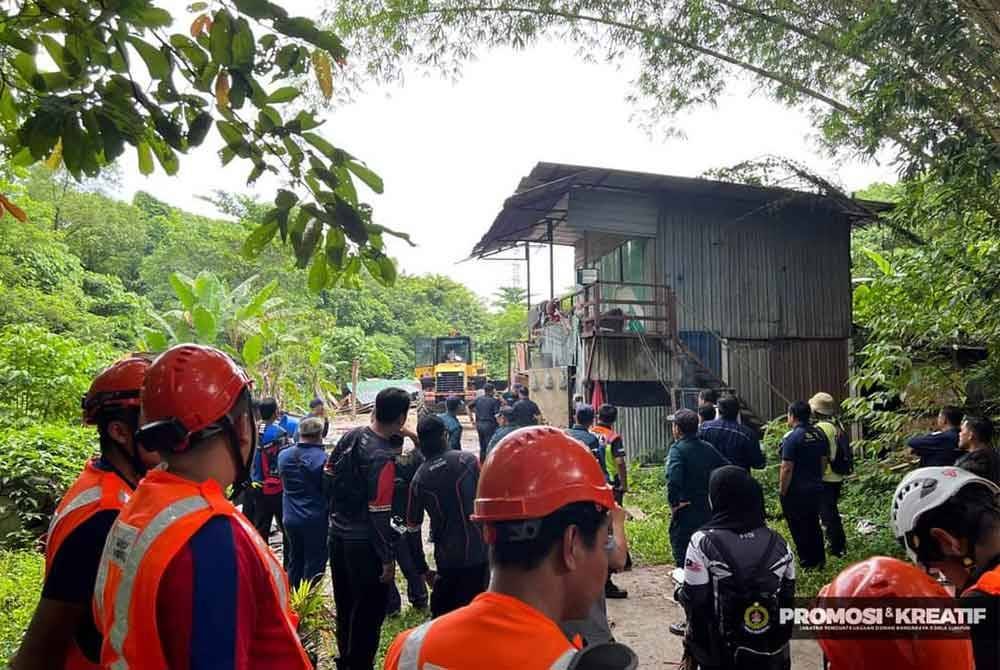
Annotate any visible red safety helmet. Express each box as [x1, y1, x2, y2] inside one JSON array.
[[818, 556, 974, 670], [136, 344, 253, 453], [82, 355, 152, 424], [472, 426, 616, 523]]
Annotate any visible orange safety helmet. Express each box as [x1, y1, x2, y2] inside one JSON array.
[[817, 556, 974, 670], [82, 355, 152, 424], [136, 344, 253, 453], [472, 426, 616, 524]]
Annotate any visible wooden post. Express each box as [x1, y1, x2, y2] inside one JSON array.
[[350, 358, 360, 421]]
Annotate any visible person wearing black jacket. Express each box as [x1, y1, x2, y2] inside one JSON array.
[[406, 414, 489, 617], [957, 417, 1000, 485], [470, 383, 501, 462], [677, 466, 795, 670], [326, 388, 413, 670], [907, 406, 964, 467], [697, 395, 765, 471]]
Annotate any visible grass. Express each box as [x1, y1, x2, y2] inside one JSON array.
[[0, 550, 44, 666], [375, 606, 430, 668], [624, 454, 907, 597]]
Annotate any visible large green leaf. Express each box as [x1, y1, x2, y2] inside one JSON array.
[[242, 220, 279, 258], [267, 86, 300, 103], [126, 36, 170, 79], [209, 10, 234, 66], [346, 160, 384, 194], [308, 250, 329, 293], [233, 0, 288, 21], [862, 247, 893, 276], [232, 18, 255, 69], [192, 305, 218, 342], [242, 334, 264, 366], [136, 141, 154, 175], [143, 329, 170, 352], [169, 273, 197, 310], [237, 279, 279, 321]]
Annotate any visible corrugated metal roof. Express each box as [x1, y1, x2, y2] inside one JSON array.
[[472, 162, 888, 258]]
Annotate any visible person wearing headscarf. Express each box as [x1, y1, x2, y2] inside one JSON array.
[[674, 466, 796, 669]]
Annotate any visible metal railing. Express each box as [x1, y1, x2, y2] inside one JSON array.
[[571, 281, 677, 338]]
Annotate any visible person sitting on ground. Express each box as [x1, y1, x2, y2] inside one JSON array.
[[406, 415, 489, 618], [676, 465, 795, 668], [907, 405, 964, 467], [698, 395, 765, 471], [957, 416, 1000, 485], [512, 386, 542, 426], [817, 556, 974, 670], [384, 427, 636, 670], [567, 404, 610, 482], [485, 407, 518, 458], [438, 395, 464, 450], [892, 466, 1000, 670]]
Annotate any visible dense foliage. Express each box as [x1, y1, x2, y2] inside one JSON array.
[[0, 551, 44, 666]]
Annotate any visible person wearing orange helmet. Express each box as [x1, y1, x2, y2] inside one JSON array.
[[818, 556, 974, 670], [93, 344, 311, 669], [12, 355, 159, 670], [383, 426, 638, 670]]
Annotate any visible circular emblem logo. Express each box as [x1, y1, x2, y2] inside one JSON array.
[[744, 602, 770, 634]]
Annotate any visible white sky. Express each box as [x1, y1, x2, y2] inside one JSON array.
[[120, 31, 898, 305]]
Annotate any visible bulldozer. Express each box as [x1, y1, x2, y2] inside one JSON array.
[[414, 334, 488, 413]]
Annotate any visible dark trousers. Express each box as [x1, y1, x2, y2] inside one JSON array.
[[285, 520, 328, 589], [476, 422, 497, 461], [782, 494, 825, 568], [330, 536, 390, 670], [252, 491, 288, 566], [431, 563, 489, 618], [819, 481, 847, 557], [387, 533, 428, 614]]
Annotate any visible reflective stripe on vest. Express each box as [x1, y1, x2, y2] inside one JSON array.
[[106, 495, 210, 667], [396, 619, 577, 670], [398, 620, 435, 670], [48, 486, 101, 538]]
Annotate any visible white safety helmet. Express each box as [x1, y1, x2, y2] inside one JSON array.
[[891, 467, 1000, 562]]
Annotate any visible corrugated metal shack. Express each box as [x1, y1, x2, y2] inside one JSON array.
[[473, 162, 885, 461]]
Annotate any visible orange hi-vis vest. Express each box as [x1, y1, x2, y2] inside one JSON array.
[[384, 592, 580, 670], [968, 563, 1000, 595], [45, 459, 132, 670], [93, 469, 310, 670]]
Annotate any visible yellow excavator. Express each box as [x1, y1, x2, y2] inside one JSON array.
[[414, 334, 488, 412]]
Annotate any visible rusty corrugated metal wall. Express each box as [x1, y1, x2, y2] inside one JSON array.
[[617, 405, 673, 463], [724, 339, 849, 421], [658, 198, 852, 340]]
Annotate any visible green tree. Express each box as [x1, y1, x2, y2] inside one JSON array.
[[144, 270, 284, 365], [0, 0, 406, 285]]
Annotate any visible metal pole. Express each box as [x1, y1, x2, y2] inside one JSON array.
[[548, 221, 554, 301], [525, 241, 531, 312]]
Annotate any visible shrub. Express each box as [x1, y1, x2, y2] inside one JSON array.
[[0, 424, 97, 549], [0, 550, 44, 665], [0, 325, 114, 427]]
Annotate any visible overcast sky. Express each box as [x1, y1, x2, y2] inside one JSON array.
[[119, 29, 898, 304]]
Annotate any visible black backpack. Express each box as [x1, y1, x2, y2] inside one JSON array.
[[822, 420, 854, 475], [704, 531, 791, 670], [324, 427, 368, 520]]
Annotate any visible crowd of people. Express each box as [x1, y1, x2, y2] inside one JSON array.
[[10, 343, 1000, 669]]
